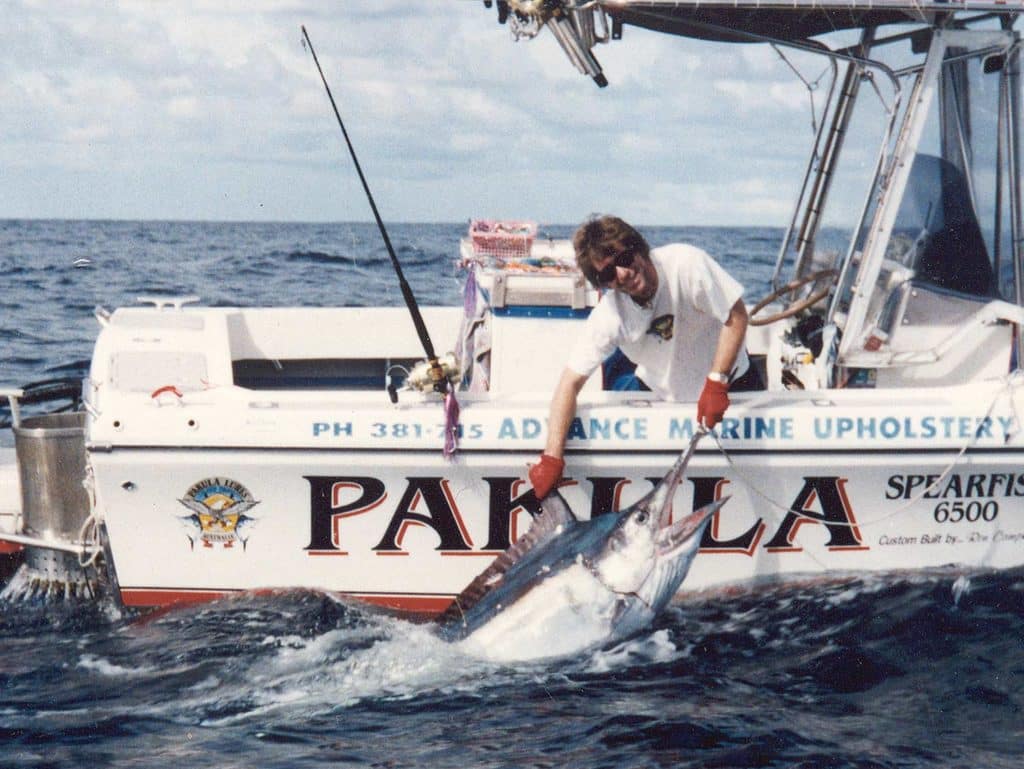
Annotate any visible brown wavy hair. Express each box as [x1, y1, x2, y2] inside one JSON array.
[[573, 215, 650, 288]]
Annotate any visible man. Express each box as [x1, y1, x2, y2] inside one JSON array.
[[529, 215, 760, 499]]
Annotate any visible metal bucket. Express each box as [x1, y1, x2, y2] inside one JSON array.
[[13, 412, 89, 542]]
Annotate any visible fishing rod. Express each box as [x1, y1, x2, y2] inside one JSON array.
[[301, 25, 448, 394]]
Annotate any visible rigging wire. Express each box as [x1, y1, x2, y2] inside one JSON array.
[[771, 43, 833, 134]]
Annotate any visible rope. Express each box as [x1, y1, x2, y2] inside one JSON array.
[[706, 371, 1022, 531], [771, 43, 832, 133], [78, 465, 103, 569], [77, 514, 103, 569], [863, 70, 896, 118]]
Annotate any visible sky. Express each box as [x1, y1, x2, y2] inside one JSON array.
[[1, 1, 864, 226]]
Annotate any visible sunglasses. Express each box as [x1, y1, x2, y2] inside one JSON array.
[[595, 249, 638, 286]]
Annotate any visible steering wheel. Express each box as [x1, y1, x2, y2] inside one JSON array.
[[749, 268, 839, 327]]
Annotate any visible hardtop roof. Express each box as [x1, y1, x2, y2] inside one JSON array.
[[606, 0, 1019, 42]]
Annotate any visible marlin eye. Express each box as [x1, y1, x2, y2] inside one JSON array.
[[636, 511, 648, 524]]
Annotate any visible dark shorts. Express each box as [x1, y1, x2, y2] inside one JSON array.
[[602, 348, 764, 393]]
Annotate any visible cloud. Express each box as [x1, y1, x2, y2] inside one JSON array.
[[0, 0, 859, 225], [712, 78, 812, 113]]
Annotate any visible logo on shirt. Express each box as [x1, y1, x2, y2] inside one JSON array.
[[647, 314, 674, 341]]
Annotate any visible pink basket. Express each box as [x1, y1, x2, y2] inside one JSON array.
[[469, 219, 537, 258]]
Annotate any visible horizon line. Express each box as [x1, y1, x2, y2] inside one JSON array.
[[0, 216, 790, 230]]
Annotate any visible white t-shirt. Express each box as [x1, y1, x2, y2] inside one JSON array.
[[566, 244, 748, 400]]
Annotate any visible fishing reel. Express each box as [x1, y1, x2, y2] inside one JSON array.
[[388, 353, 461, 403]]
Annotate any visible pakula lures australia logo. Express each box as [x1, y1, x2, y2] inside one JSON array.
[[178, 478, 259, 550]]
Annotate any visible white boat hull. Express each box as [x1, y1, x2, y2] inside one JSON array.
[[84, 380, 1024, 611], [0, 448, 22, 556]]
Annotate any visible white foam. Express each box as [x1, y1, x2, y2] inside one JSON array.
[[458, 562, 619, 663], [197, 618, 515, 723], [77, 653, 154, 677], [952, 574, 972, 605], [585, 628, 682, 673]]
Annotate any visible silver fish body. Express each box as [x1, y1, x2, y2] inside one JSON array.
[[438, 437, 722, 662]]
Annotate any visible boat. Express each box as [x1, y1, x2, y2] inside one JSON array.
[[2, 0, 1024, 613]]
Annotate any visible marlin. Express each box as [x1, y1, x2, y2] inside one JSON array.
[[437, 433, 723, 662]]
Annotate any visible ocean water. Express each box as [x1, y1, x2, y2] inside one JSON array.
[[1, 219, 1022, 768]]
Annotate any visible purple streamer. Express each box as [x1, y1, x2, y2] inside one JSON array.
[[444, 390, 460, 460], [463, 268, 478, 317]]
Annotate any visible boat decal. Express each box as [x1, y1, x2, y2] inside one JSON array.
[[303, 412, 1018, 448], [304, 477, 387, 555], [374, 478, 474, 554], [299, 472, 877, 558], [886, 472, 1024, 500], [691, 477, 767, 555], [305, 475, 541, 555], [178, 477, 259, 550], [811, 416, 1012, 441], [762, 477, 865, 551], [312, 421, 353, 437]]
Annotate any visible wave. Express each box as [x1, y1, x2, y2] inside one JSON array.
[[281, 250, 354, 265], [1, 571, 1022, 767]]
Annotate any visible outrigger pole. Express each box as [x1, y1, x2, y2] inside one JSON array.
[[301, 25, 448, 393]]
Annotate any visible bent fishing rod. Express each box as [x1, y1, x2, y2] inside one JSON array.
[[301, 25, 448, 393]]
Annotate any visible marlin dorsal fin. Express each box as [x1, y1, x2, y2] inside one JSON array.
[[437, 489, 578, 626]]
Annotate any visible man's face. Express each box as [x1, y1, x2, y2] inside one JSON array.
[[591, 248, 657, 302]]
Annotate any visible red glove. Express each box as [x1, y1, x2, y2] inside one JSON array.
[[529, 454, 565, 499], [697, 378, 729, 428]]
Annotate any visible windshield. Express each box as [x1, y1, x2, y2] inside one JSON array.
[[885, 152, 996, 297]]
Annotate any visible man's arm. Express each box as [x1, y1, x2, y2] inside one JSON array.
[[529, 367, 589, 498], [709, 298, 749, 378], [543, 367, 589, 459], [698, 298, 749, 428]]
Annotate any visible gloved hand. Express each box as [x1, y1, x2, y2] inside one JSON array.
[[529, 454, 565, 499], [697, 378, 729, 428]]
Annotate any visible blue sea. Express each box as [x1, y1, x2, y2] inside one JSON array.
[[1, 219, 1022, 768]]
